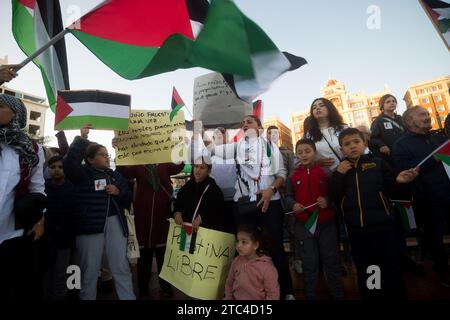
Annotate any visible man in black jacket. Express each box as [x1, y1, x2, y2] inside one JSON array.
[[393, 106, 450, 288]]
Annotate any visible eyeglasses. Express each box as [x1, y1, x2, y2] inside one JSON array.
[[96, 152, 111, 158]]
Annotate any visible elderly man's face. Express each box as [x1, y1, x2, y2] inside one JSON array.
[[408, 107, 432, 133], [0, 103, 15, 126]]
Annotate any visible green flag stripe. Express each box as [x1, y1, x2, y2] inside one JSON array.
[[170, 104, 184, 121], [396, 203, 412, 231], [179, 227, 186, 251], [55, 115, 129, 130], [438, 18, 450, 33], [70, 30, 194, 80], [304, 209, 319, 230], [12, 1, 36, 56], [435, 153, 450, 165]]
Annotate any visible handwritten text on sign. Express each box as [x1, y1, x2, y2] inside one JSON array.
[[114, 110, 187, 165], [193, 72, 251, 126], [159, 221, 236, 300]]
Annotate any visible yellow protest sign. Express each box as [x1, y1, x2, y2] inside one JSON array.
[[114, 109, 187, 165], [159, 221, 236, 300]]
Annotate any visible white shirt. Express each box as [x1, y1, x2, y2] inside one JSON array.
[[213, 137, 286, 202], [0, 143, 45, 245], [314, 127, 345, 172]]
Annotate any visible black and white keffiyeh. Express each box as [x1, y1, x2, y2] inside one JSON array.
[[0, 94, 38, 171]]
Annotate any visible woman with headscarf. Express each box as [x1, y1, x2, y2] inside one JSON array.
[[0, 94, 46, 299]]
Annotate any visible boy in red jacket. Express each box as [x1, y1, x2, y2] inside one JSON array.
[[285, 139, 344, 300]]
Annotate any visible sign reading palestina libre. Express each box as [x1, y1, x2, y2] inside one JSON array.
[[114, 109, 187, 165], [159, 221, 236, 300]]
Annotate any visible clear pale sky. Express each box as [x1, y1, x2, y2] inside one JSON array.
[[1, 0, 449, 155]]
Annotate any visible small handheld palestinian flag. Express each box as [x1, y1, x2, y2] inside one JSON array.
[[304, 207, 319, 235], [434, 139, 450, 179], [417, 139, 450, 180], [55, 90, 131, 130], [170, 86, 186, 121], [179, 223, 197, 254], [393, 200, 417, 231]]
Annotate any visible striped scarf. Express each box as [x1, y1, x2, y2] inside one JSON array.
[[0, 94, 38, 172]]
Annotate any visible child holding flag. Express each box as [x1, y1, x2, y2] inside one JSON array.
[[285, 139, 344, 300], [331, 128, 419, 299]]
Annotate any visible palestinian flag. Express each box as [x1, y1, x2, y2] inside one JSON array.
[[304, 208, 319, 235], [170, 86, 185, 121], [12, 0, 70, 111], [179, 223, 196, 254], [393, 200, 417, 231], [434, 139, 450, 179], [68, 0, 306, 101], [55, 90, 131, 130], [419, 0, 450, 51]]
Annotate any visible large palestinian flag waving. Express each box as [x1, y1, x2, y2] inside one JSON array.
[[12, 0, 70, 111], [419, 0, 450, 51], [69, 0, 307, 102]]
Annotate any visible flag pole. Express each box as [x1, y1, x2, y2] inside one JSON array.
[[284, 202, 318, 215], [416, 139, 450, 167], [17, 28, 70, 69]]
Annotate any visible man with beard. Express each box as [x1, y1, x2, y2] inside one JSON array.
[[393, 106, 450, 287]]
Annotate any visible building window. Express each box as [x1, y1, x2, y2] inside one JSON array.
[[370, 109, 379, 117], [353, 110, 366, 124], [30, 111, 41, 121], [23, 94, 45, 104], [28, 125, 40, 136], [433, 95, 442, 102], [436, 105, 446, 112], [431, 86, 438, 92], [416, 88, 426, 95], [351, 102, 363, 109], [4, 89, 21, 98], [421, 97, 429, 104]]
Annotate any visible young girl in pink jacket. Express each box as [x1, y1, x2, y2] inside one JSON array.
[[224, 225, 280, 300]]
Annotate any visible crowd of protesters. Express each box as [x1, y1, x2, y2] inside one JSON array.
[[1, 67, 450, 300]]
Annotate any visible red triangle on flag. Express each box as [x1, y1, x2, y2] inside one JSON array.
[[436, 140, 450, 156], [183, 224, 193, 236], [172, 86, 184, 108], [55, 94, 73, 125], [17, 0, 35, 9], [420, 0, 440, 23], [403, 201, 412, 209]]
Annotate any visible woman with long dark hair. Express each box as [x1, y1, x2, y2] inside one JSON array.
[[304, 98, 346, 171]]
